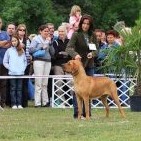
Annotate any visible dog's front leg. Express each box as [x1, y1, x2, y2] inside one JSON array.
[[83, 97, 90, 120], [76, 95, 83, 120]]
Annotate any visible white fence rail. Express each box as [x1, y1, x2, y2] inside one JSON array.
[[0, 75, 136, 108], [52, 75, 136, 108]]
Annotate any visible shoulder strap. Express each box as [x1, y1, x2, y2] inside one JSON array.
[[54, 40, 58, 46]]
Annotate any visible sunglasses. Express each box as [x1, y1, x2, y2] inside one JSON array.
[[18, 29, 25, 31]]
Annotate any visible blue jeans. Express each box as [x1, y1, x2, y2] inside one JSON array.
[[73, 67, 94, 118], [10, 78, 23, 106]]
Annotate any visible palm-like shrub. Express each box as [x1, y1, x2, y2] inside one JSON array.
[[102, 19, 141, 96]]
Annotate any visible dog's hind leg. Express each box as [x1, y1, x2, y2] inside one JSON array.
[[113, 97, 126, 118], [111, 91, 126, 118], [101, 95, 110, 117], [76, 95, 83, 120]]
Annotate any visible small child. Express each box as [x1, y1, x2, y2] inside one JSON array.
[[3, 35, 27, 109], [67, 5, 82, 39]]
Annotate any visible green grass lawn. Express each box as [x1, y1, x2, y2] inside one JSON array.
[[0, 103, 141, 141]]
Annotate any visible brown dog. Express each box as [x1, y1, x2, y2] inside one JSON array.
[[63, 59, 125, 120]]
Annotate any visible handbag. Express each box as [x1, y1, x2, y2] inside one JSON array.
[[32, 49, 45, 57]]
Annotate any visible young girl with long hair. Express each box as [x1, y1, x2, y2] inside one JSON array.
[[3, 35, 27, 109]]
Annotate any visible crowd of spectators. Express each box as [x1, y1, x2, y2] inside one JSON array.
[[0, 5, 129, 112]]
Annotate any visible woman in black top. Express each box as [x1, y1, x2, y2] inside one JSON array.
[[66, 14, 98, 118], [53, 25, 71, 107]]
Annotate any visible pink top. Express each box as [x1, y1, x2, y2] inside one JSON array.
[[67, 15, 81, 39]]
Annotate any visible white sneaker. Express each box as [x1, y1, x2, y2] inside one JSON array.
[[12, 105, 17, 109], [18, 105, 23, 109]]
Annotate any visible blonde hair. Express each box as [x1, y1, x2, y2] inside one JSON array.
[[58, 25, 67, 36], [69, 5, 81, 16], [61, 22, 70, 32]]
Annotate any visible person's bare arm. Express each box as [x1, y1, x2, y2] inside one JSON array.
[[0, 40, 11, 48]]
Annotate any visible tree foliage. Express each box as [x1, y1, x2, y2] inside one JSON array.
[[1, 0, 61, 33], [0, 0, 140, 33]]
